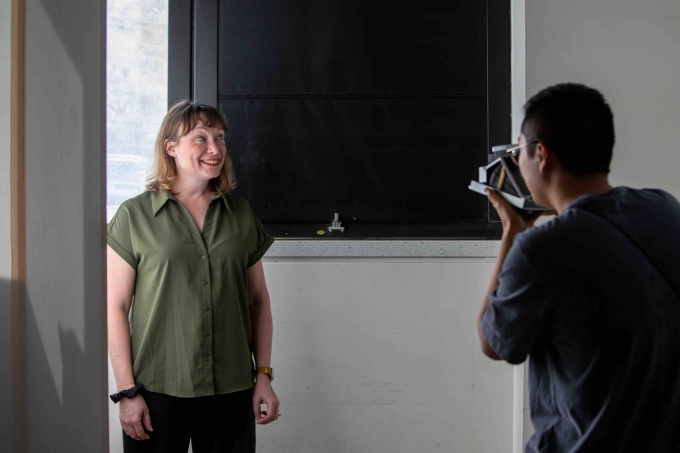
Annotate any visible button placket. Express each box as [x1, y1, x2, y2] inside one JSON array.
[[201, 250, 214, 382]]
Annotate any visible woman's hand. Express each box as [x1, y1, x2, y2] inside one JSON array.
[[119, 395, 153, 440], [253, 377, 280, 425]]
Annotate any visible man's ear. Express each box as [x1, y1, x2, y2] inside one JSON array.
[[535, 142, 550, 175]]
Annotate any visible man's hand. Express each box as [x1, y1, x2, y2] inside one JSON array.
[[119, 395, 153, 440], [486, 189, 554, 237], [253, 376, 280, 425]]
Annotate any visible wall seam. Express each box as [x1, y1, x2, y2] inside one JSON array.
[[510, 0, 527, 452], [10, 0, 27, 451], [101, 1, 109, 450]]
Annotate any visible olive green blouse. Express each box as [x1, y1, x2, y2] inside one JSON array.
[[107, 190, 274, 397]]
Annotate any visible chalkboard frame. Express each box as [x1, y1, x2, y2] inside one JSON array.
[[168, 0, 510, 239]]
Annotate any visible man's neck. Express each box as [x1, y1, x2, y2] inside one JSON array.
[[549, 173, 613, 214]]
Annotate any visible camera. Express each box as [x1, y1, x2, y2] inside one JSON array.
[[468, 144, 548, 211]]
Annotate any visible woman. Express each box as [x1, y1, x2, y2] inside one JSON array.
[[107, 100, 279, 452]]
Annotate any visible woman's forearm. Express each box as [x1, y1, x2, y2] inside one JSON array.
[[251, 294, 273, 368], [108, 305, 136, 391], [247, 260, 273, 368], [107, 245, 137, 391]]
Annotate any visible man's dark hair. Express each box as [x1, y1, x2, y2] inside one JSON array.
[[521, 83, 615, 176]]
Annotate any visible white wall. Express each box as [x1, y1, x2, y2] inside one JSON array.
[[256, 259, 513, 453], [525, 0, 680, 198], [0, 0, 13, 446]]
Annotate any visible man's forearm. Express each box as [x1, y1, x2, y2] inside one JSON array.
[[477, 232, 517, 360]]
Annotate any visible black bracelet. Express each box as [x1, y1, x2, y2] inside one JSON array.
[[110, 384, 143, 404]]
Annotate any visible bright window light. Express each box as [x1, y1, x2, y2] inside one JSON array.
[[106, 0, 168, 222]]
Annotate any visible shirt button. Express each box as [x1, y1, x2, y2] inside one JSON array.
[[205, 357, 210, 362], [205, 332, 211, 337], [201, 255, 206, 260], [203, 281, 208, 285]]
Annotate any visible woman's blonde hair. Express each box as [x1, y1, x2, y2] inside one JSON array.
[[146, 100, 237, 193]]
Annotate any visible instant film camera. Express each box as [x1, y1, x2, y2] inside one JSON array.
[[468, 144, 549, 211]]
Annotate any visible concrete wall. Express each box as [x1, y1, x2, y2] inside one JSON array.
[[4, 0, 108, 451], [1, 0, 13, 446]]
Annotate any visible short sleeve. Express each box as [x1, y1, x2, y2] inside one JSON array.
[[246, 205, 274, 267], [107, 204, 139, 270], [480, 237, 552, 364]]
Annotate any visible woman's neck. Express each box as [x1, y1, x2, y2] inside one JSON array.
[[171, 176, 213, 200]]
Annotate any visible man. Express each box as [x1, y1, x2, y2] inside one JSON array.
[[478, 83, 680, 452]]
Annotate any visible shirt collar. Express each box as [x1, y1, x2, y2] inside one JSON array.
[[151, 190, 232, 216], [151, 190, 173, 216], [214, 192, 232, 213]]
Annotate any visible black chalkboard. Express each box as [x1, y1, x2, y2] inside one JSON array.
[[170, 0, 510, 238]]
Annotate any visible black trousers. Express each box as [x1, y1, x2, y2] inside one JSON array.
[[122, 388, 255, 453]]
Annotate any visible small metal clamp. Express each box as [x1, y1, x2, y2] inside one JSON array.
[[328, 212, 345, 233]]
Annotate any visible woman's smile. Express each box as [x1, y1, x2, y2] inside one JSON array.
[[200, 158, 222, 167]]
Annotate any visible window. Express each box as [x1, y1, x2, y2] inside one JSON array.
[[174, 0, 510, 238], [107, 2, 170, 450], [107, 0, 168, 222]]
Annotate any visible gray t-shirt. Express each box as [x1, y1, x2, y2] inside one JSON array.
[[481, 187, 680, 452]]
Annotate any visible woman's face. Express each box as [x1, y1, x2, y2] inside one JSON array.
[[167, 120, 227, 183]]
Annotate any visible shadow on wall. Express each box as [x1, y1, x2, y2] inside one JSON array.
[[32, 291, 103, 451], [0, 277, 103, 450], [20, 0, 106, 449], [0, 278, 15, 445]]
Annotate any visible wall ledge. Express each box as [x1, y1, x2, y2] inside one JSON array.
[[264, 240, 500, 258]]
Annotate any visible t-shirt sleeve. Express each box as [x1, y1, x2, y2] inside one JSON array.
[[480, 237, 552, 365], [246, 205, 274, 267], [107, 204, 139, 270]]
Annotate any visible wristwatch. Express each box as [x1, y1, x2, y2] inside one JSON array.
[[256, 366, 274, 381]]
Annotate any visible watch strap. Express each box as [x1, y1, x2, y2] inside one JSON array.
[[255, 366, 274, 381]]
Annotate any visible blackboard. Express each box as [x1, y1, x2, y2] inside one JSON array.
[[169, 0, 510, 238]]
